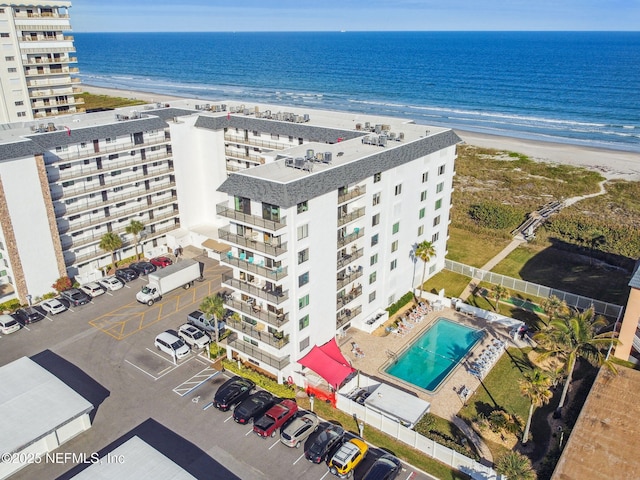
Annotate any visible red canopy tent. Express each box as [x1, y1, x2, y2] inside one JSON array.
[[298, 338, 355, 390]]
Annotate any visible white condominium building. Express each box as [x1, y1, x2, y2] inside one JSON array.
[[0, 1, 82, 123]]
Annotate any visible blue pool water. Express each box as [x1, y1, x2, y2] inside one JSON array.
[[385, 318, 482, 392]]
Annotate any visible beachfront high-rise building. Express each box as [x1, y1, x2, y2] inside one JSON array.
[[0, 1, 82, 123]]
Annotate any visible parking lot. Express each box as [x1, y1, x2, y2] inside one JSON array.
[[0, 256, 430, 480]]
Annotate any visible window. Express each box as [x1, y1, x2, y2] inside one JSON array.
[[271, 133, 279, 140], [418, 225, 424, 236], [297, 201, 308, 214], [298, 272, 309, 287], [420, 190, 427, 202], [373, 172, 381, 183], [371, 234, 379, 246], [14, 100, 23, 106], [105, 137, 113, 143], [388, 294, 396, 305], [429, 264, 437, 274], [432, 232, 440, 243], [433, 215, 441, 227], [438, 164, 446, 175], [300, 337, 310, 351], [394, 184, 402, 196], [372, 214, 380, 227], [8, 67, 17, 73], [297, 224, 309, 240], [62, 180, 74, 187], [372, 192, 381, 206], [4, 56, 14, 61], [297, 248, 309, 265], [391, 240, 398, 253], [435, 199, 443, 210], [419, 208, 425, 219], [253, 130, 259, 136], [422, 172, 429, 183], [369, 272, 377, 284], [392, 222, 399, 234], [299, 315, 310, 330], [0, 33, 8, 38], [370, 253, 378, 266], [299, 294, 309, 309], [80, 142, 87, 148], [390, 259, 397, 271], [369, 291, 376, 303], [16, 112, 26, 117]]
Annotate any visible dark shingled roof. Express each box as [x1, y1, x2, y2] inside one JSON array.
[[145, 107, 199, 121], [218, 129, 461, 208], [0, 140, 42, 162], [26, 116, 169, 149]]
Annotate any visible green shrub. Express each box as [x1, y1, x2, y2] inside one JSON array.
[[221, 359, 297, 399], [0, 298, 21, 313], [468, 202, 524, 231], [386, 291, 414, 316]]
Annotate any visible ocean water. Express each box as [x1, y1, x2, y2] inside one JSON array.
[[74, 32, 640, 152]]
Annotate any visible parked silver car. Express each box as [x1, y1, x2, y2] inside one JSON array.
[[177, 324, 210, 349], [280, 412, 319, 448]]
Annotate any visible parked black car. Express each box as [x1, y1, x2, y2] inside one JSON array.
[[13, 307, 45, 325], [304, 423, 345, 464], [213, 376, 256, 411], [233, 390, 276, 425], [129, 261, 156, 275], [60, 288, 91, 306], [361, 454, 402, 480], [115, 268, 139, 282]]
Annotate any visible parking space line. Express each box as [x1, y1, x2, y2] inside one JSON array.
[[45, 316, 54, 322], [293, 453, 305, 465], [245, 429, 254, 437], [224, 415, 233, 423], [268, 439, 281, 450], [319, 470, 330, 480], [124, 359, 159, 380], [22, 325, 30, 331], [203, 401, 213, 410], [172, 367, 219, 396]]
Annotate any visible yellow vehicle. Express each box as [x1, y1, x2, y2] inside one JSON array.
[[328, 437, 368, 478]]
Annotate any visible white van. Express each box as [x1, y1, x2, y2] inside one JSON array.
[[0, 314, 20, 335], [154, 331, 190, 360]]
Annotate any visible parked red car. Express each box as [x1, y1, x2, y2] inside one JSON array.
[[253, 399, 298, 438], [150, 256, 173, 268]]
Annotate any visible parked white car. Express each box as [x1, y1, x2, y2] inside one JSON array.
[[40, 298, 68, 315], [0, 314, 21, 335], [154, 331, 190, 360], [178, 324, 210, 350], [98, 275, 124, 291], [80, 282, 106, 298]]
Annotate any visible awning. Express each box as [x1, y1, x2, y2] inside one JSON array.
[[298, 339, 355, 389], [201, 239, 231, 254]]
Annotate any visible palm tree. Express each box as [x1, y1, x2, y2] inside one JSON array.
[[491, 284, 509, 313], [540, 295, 568, 325], [533, 307, 619, 414], [99, 232, 123, 271], [495, 451, 536, 480], [125, 220, 145, 260], [414, 240, 436, 300], [519, 368, 553, 445], [200, 294, 226, 347]]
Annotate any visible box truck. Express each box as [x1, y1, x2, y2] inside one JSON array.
[[136, 258, 203, 306]]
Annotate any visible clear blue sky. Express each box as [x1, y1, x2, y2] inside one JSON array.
[[72, 0, 639, 32]]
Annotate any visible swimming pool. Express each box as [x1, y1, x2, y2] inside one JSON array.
[[385, 318, 482, 392]]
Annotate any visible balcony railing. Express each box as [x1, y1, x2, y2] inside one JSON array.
[[337, 285, 363, 309], [337, 268, 363, 290], [227, 335, 290, 371], [47, 136, 171, 164], [222, 273, 288, 305], [216, 203, 286, 231], [25, 56, 76, 65], [224, 134, 288, 151], [337, 305, 362, 329], [337, 227, 365, 248], [338, 185, 366, 204], [337, 207, 366, 227], [225, 316, 289, 350], [221, 254, 288, 281], [337, 247, 364, 269], [224, 148, 265, 163], [218, 227, 287, 257], [224, 297, 289, 328]]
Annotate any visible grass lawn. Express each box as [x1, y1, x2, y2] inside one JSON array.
[[79, 92, 146, 110], [491, 244, 631, 305], [446, 227, 510, 267], [421, 270, 471, 298]]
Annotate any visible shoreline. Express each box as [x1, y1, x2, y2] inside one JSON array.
[[81, 84, 640, 181]]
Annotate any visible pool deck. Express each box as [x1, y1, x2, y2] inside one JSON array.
[[339, 305, 517, 420]]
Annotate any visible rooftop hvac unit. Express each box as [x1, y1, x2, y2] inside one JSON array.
[[303, 114, 310, 122], [375, 124, 382, 134], [285, 157, 294, 167], [315, 152, 324, 161], [255, 106, 260, 114], [355, 123, 362, 130], [243, 108, 250, 115], [388, 132, 396, 140], [398, 132, 405, 140], [306, 149, 314, 160], [362, 136, 371, 145], [221, 104, 227, 111], [382, 124, 391, 132], [378, 135, 387, 146], [294, 157, 306, 169], [364, 121, 371, 129], [323, 152, 332, 164]]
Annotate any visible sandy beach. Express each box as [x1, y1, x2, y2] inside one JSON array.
[[82, 84, 640, 181]]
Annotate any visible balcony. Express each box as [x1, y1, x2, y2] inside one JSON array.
[[221, 253, 288, 281], [222, 273, 288, 305], [225, 316, 289, 350], [216, 203, 286, 231], [337, 305, 362, 329], [227, 334, 290, 371], [337, 268, 363, 290], [47, 136, 171, 164], [224, 297, 289, 328], [338, 185, 366, 204], [224, 134, 288, 151], [337, 207, 366, 227], [224, 148, 265, 163], [218, 227, 287, 258], [337, 247, 363, 269], [337, 285, 363, 309], [337, 227, 364, 248], [25, 56, 76, 65]]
